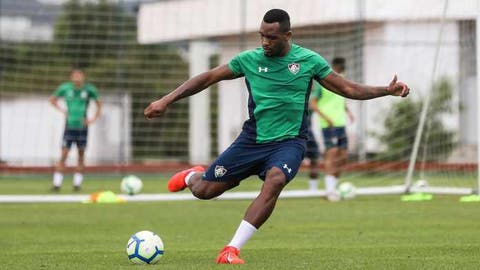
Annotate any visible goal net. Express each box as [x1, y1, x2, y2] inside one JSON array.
[[0, 0, 477, 196]]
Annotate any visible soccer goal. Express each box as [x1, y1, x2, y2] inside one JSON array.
[[0, 0, 477, 199]]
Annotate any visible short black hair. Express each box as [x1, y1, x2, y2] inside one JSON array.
[[263, 9, 290, 33], [332, 57, 346, 67], [70, 67, 84, 74]]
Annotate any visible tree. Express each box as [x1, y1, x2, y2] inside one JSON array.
[[0, 0, 191, 160], [375, 78, 456, 161], [53, 0, 134, 69]]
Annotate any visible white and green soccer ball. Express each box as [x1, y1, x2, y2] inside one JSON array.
[[337, 182, 356, 200], [413, 179, 429, 189], [126, 230, 164, 264], [120, 175, 143, 195]]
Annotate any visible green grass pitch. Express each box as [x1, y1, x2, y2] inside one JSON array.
[[0, 174, 479, 269]]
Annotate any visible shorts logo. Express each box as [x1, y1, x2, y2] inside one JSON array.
[[283, 163, 292, 174], [288, 63, 300, 74], [332, 137, 338, 145], [214, 165, 227, 178]]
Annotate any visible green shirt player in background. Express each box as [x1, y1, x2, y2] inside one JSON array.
[[310, 57, 354, 200], [144, 9, 410, 264], [49, 69, 102, 192]]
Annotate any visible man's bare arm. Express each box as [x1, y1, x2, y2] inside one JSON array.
[[86, 100, 102, 125], [144, 65, 237, 119], [318, 72, 409, 100], [49, 96, 66, 114]]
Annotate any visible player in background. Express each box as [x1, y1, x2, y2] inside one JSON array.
[[305, 106, 321, 191], [310, 57, 354, 200], [144, 9, 409, 264], [49, 68, 102, 192]]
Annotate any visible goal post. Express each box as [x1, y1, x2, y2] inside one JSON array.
[[476, 0, 480, 196]]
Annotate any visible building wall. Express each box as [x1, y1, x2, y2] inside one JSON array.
[[138, 0, 476, 44], [0, 94, 131, 166], [0, 17, 53, 42], [363, 21, 460, 152]]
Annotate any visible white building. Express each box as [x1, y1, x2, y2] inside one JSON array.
[[0, 0, 60, 42]]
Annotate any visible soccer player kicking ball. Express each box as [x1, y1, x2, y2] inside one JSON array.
[[144, 9, 410, 264]]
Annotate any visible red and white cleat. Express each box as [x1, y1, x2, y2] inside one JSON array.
[[215, 246, 245, 264], [167, 166, 205, 192]]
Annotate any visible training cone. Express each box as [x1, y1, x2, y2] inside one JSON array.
[[401, 193, 433, 202], [459, 194, 480, 202], [83, 190, 126, 204]]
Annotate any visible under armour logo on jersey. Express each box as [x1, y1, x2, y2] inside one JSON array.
[[283, 164, 292, 174], [258, 67, 268, 72], [288, 63, 300, 74]]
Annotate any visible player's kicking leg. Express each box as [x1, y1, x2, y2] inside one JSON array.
[[216, 138, 304, 264], [167, 136, 304, 264], [167, 166, 205, 192], [168, 166, 247, 264], [168, 166, 240, 199], [216, 166, 287, 264], [168, 135, 249, 197]]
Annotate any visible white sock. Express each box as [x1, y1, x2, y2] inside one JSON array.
[[227, 220, 258, 250], [73, 173, 83, 187], [309, 179, 318, 191], [324, 175, 337, 193], [184, 171, 196, 185], [53, 172, 63, 187]]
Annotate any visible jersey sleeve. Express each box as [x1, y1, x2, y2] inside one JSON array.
[[87, 84, 99, 100], [313, 54, 332, 80], [53, 83, 67, 97], [227, 51, 248, 76]]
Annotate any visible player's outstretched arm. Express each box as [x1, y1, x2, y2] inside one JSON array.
[[144, 65, 236, 119], [318, 72, 410, 100], [48, 96, 66, 115], [86, 100, 102, 125]]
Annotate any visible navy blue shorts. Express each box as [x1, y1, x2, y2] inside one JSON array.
[[62, 127, 88, 149], [322, 127, 347, 150], [203, 133, 306, 183], [305, 128, 319, 160]]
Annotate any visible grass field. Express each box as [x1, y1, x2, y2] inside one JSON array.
[[1, 173, 479, 269]]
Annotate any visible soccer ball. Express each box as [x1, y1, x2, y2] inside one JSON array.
[[126, 230, 164, 264], [413, 179, 429, 188], [120, 175, 143, 195], [337, 182, 356, 200]]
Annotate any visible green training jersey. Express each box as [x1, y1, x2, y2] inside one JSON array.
[[312, 82, 346, 128], [54, 82, 99, 129], [228, 44, 332, 143]]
